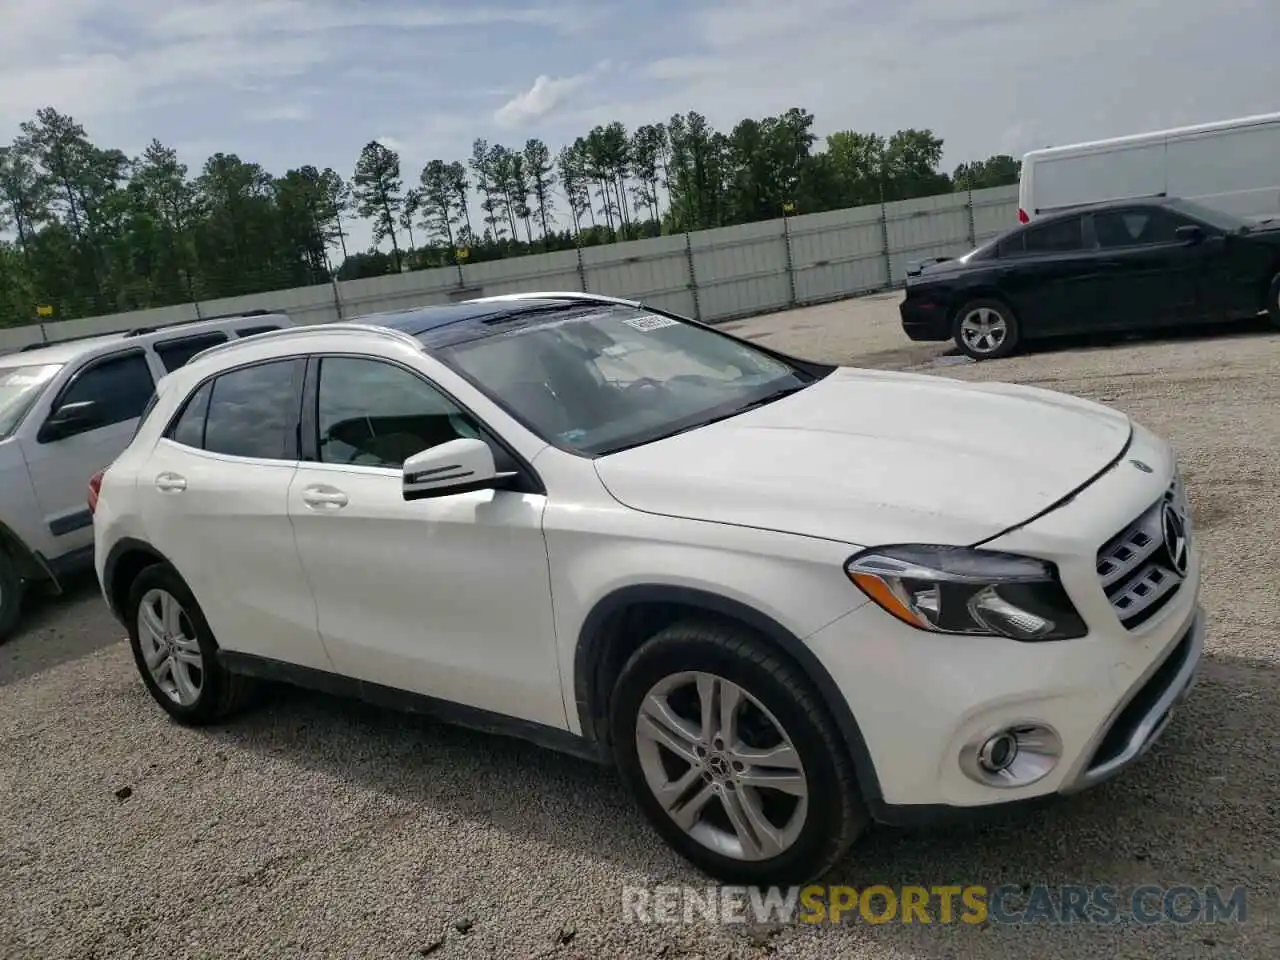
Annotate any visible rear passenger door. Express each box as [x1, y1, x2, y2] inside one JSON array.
[[994, 215, 1100, 335], [139, 357, 335, 672], [1086, 206, 1203, 329], [20, 350, 158, 560]]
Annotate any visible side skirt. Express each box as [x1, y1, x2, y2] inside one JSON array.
[[216, 650, 611, 766]]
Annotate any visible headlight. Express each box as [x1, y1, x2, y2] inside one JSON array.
[[844, 544, 1087, 642]]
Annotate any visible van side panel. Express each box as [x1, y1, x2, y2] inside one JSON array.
[[1032, 142, 1166, 215], [1165, 120, 1280, 221]]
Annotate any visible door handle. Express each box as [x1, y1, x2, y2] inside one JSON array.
[[155, 472, 187, 493], [301, 485, 349, 509]]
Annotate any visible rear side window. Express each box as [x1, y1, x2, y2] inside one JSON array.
[[57, 352, 155, 427], [154, 333, 229, 373], [236, 325, 281, 339], [201, 360, 304, 460], [1001, 216, 1085, 257]]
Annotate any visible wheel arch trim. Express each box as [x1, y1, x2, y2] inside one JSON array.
[[572, 583, 885, 806], [102, 536, 172, 620]]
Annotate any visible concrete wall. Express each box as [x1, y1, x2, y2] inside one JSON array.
[[0, 185, 1018, 353]]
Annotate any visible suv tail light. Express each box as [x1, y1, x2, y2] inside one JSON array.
[[88, 469, 105, 515], [1017, 207, 1030, 224]]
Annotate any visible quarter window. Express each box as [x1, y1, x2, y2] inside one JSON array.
[[57, 352, 155, 429], [154, 333, 229, 372], [202, 360, 303, 460], [168, 381, 213, 449], [315, 357, 490, 469]]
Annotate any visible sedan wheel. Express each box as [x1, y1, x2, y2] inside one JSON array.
[[635, 671, 809, 862], [137, 587, 204, 707], [952, 298, 1020, 360]]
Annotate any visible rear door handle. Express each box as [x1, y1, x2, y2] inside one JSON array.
[[155, 472, 187, 493], [301, 485, 349, 509]]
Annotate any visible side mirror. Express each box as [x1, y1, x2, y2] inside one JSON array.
[[1174, 224, 1204, 245], [39, 400, 101, 442], [402, 438, 515, 501]]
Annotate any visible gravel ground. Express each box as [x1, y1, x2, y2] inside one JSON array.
[[3, 297, 1278, 960]]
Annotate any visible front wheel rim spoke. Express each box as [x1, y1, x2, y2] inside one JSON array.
[[669, 781, 717, 830], [720, 786, 782, 859], [637, 702, 699, 764]]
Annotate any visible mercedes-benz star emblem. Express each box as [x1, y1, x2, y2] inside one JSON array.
[[1162, 503, 1189, 576], [1129, 459, 1153, 474]]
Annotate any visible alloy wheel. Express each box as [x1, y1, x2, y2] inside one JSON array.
[[634, 671, 809, 862], [959, 307, 1008, 355], [137, 588, 204, 707]]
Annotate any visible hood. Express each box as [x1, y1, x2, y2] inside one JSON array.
[[593, 368, 1132, 547]]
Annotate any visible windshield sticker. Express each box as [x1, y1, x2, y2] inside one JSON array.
[[621, 314, 679, 332]]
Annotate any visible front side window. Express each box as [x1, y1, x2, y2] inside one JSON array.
[[58, 353, 155, 428], [1092, 208, 1181, 248], [316, 357, 488, 469], [0, 363, 62, 440], [201, 359, 303, 460], [432, 305, 820, 456]]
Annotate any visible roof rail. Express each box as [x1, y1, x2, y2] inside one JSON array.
[[124, 308, 277, 338], [187, 321, 423, 366], [19, 330, 122, 352], [467, 291, 643, 308]]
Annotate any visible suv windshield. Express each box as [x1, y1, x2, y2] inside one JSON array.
[[0, 363, 62, 440], [433, 305, 823, 456]]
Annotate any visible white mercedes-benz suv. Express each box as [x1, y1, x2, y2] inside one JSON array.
[[92, 292, 1203, 884]]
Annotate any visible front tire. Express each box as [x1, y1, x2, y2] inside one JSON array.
[[1267, 272, 1280, 327], [609, 621, 868, 885], [0, 550, 25, 643], [125, 563, 253, 725], [952, 298, 1020, 360]]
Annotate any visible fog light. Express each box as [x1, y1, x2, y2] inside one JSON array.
[[960, 723, 1062, 788]]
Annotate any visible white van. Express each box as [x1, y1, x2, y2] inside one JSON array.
[[1018, 111, 1280, 225]]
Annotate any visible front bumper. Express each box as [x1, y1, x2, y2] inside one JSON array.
[[806, 433, 1205, 821]]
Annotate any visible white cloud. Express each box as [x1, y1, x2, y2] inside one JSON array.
[[494, 73, 592, 129]]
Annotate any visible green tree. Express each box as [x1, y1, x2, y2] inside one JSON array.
[[419, 160, 460, 255], [953, 154, 1021, 190], [351, 141, 404, 271], [522, 139, 555, 244]]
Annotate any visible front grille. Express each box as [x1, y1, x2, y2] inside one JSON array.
[[1096, 473, 1191, 630]]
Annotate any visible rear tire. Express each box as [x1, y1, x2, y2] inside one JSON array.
[[125, 563, 254, 725], [609, 620, 868, 885], [952, 298, 1020, 360], [1267, 272, 1280, 327], [0, 551, 24, 643]]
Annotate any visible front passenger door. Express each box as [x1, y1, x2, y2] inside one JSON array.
[[21, 350, 157, 561], [287, 355, 565, 729], [1087, 206, 1204, 329]]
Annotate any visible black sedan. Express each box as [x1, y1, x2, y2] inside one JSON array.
[[899, 197, 1280, 360]]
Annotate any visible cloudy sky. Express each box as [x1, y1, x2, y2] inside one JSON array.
[[1, 0, 1277, 250]]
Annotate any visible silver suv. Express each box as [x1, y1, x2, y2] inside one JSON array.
[[0, 312, 292, 639]]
